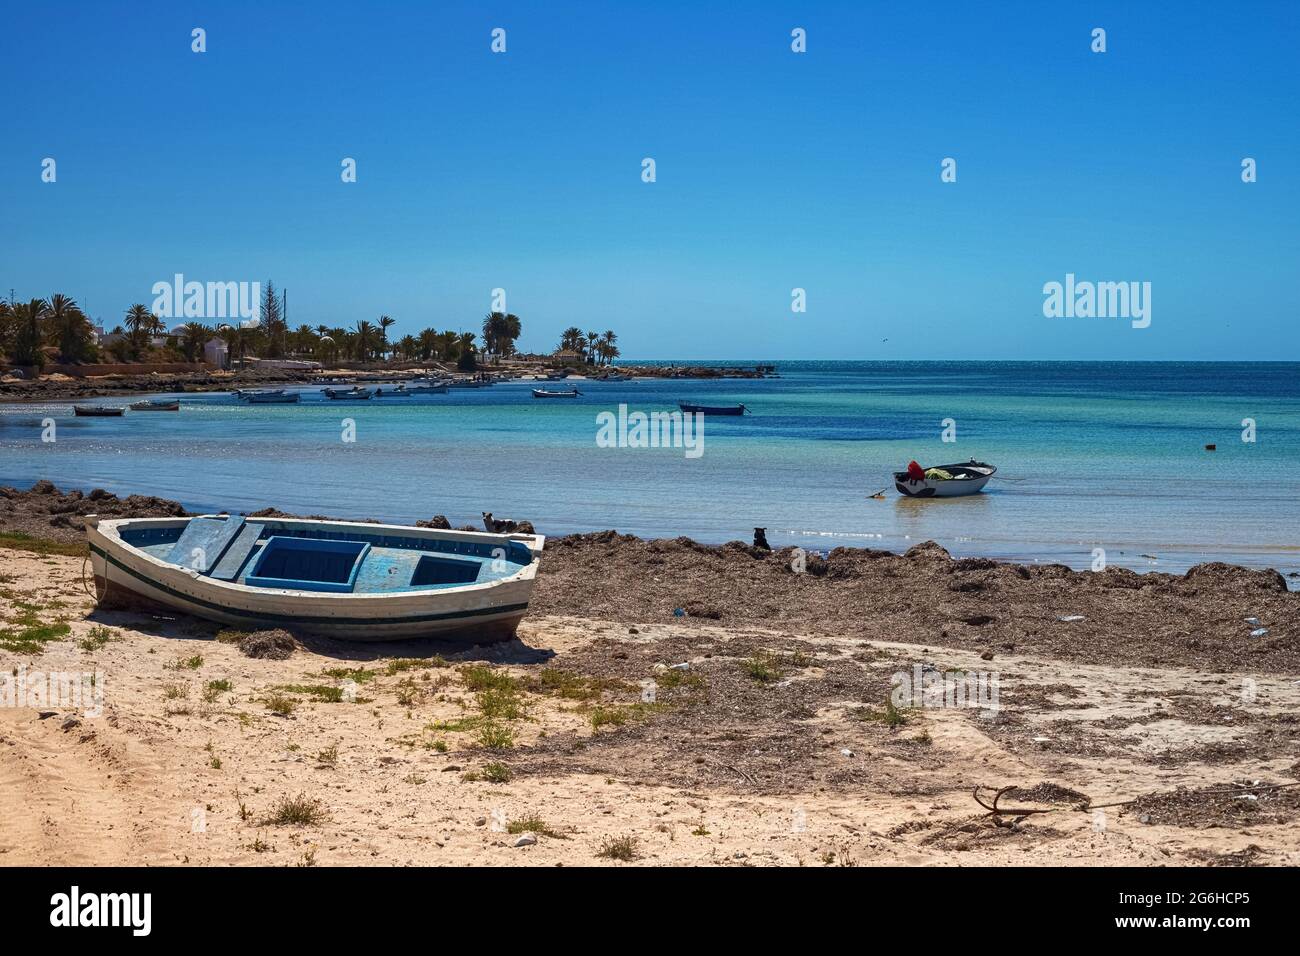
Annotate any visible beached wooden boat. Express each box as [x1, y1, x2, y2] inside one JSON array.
[[246, 392, 300, 404], [85, 514, 545, 642], [323, 387, 372, 400], [73, 405, 126, 417], [129, 400, 180, 411], [532, 388, 581, 398], [678, 402, 747, 415], [893, 460, 997, 498]]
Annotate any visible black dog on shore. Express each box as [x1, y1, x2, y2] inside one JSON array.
[[482, 511, 535, 535]]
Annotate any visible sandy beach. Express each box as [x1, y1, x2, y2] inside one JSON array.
[[2, 483, 1297, 867]]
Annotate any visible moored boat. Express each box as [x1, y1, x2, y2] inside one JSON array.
[[323, 387, 373, 400], [246, 392, 300, 404], [532, 388, 581, 398], [893, 459, 997, 498], [403, 383, 449, 394], [678, 402, 747, 415], [73, 405, 126, 417], [85, 514, 545, 642], [129, 400, 180, 411]]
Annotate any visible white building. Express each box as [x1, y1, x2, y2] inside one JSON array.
[[203, 337, 229, 368]]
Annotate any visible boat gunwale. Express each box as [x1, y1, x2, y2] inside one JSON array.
[[91, 515, 543, 603]]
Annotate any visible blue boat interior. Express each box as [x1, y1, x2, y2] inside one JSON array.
[[123, 517, 532, 594]]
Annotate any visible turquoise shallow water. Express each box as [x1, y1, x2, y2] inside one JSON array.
[[2, 361, 1297, 576]]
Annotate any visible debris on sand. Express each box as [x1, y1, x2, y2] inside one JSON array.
[[238, 629, 297, 660], [1127, 781, 1300, 828]]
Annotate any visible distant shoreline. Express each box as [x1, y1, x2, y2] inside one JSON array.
[[0, 361, 775, 403]]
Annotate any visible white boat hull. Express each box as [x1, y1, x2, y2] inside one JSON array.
[[893, 461, 996, 498], [87, 517, 543, 642]]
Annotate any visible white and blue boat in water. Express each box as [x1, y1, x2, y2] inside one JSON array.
[[85, 514, 544, 641]]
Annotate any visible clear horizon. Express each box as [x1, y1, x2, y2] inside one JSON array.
[[3, 1, 1297, 361]]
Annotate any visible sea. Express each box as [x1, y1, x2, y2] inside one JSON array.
[[2, 361, 1297, 577]]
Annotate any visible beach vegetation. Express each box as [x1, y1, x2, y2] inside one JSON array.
[[78, 625, 118, 652], [508, 814, 567, 839], [0, 614, 71, 653], [596, 835, 639, 861], [741, 651, 783, 683], [262, 693, 297, 715], [261, 793, 328, 827], [475, 721, 515, 750]]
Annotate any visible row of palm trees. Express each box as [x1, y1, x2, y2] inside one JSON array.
[[3, 293, 619, 371], [558, 327, 620, 365], [0, 295, 99, 366]]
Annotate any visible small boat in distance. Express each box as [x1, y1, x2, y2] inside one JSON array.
[[85, 514, 545, 642], [678, 402, 747, 416], [323, 387, 373, 400], [532, 388, 581, 398], [246, 392, 300, 404], [129, 400, 180, 411], [893, 459, 997, 498], [235, 389, 284, 399], [73, 405, 126, 417], [375, 387, 412, 397], [403, 382, 449, 394]]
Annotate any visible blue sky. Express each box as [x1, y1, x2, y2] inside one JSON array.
[[3, 1, 1297, 360]]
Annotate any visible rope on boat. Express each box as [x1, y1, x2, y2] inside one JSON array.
[[80, 552, 109, 603]]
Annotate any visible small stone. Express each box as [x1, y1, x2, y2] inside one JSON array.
[[840, 748, 854, 758], [514, 834, 537, 847], [474, 816, 487, 827], [980, 650, 994, 661], [60, 716, 81, 732], [669, 662, 690, 671]]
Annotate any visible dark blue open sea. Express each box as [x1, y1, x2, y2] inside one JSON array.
[[2, 361, 1297, 576]]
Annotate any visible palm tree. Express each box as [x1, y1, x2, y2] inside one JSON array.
[[124, 304, 155, 352], [377, 315, 396, 360], [417, 328, 439, 361], [585, 330, 600, 365], [435, 330, 459, 362], [504, 314, 521, 348], [559, 327, 583, 352], [45, 294, 92, 363], [11, 299, 50, 367], [353, 320, 378, 362], [0, 300, 12, 359], [455, 332, 477, 371], [598, 330, 618, 366], [180, 322, 212, 362], [482, 312, 510, 359]]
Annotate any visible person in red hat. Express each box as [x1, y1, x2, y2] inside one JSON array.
[[906, 460, 926, 482]]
